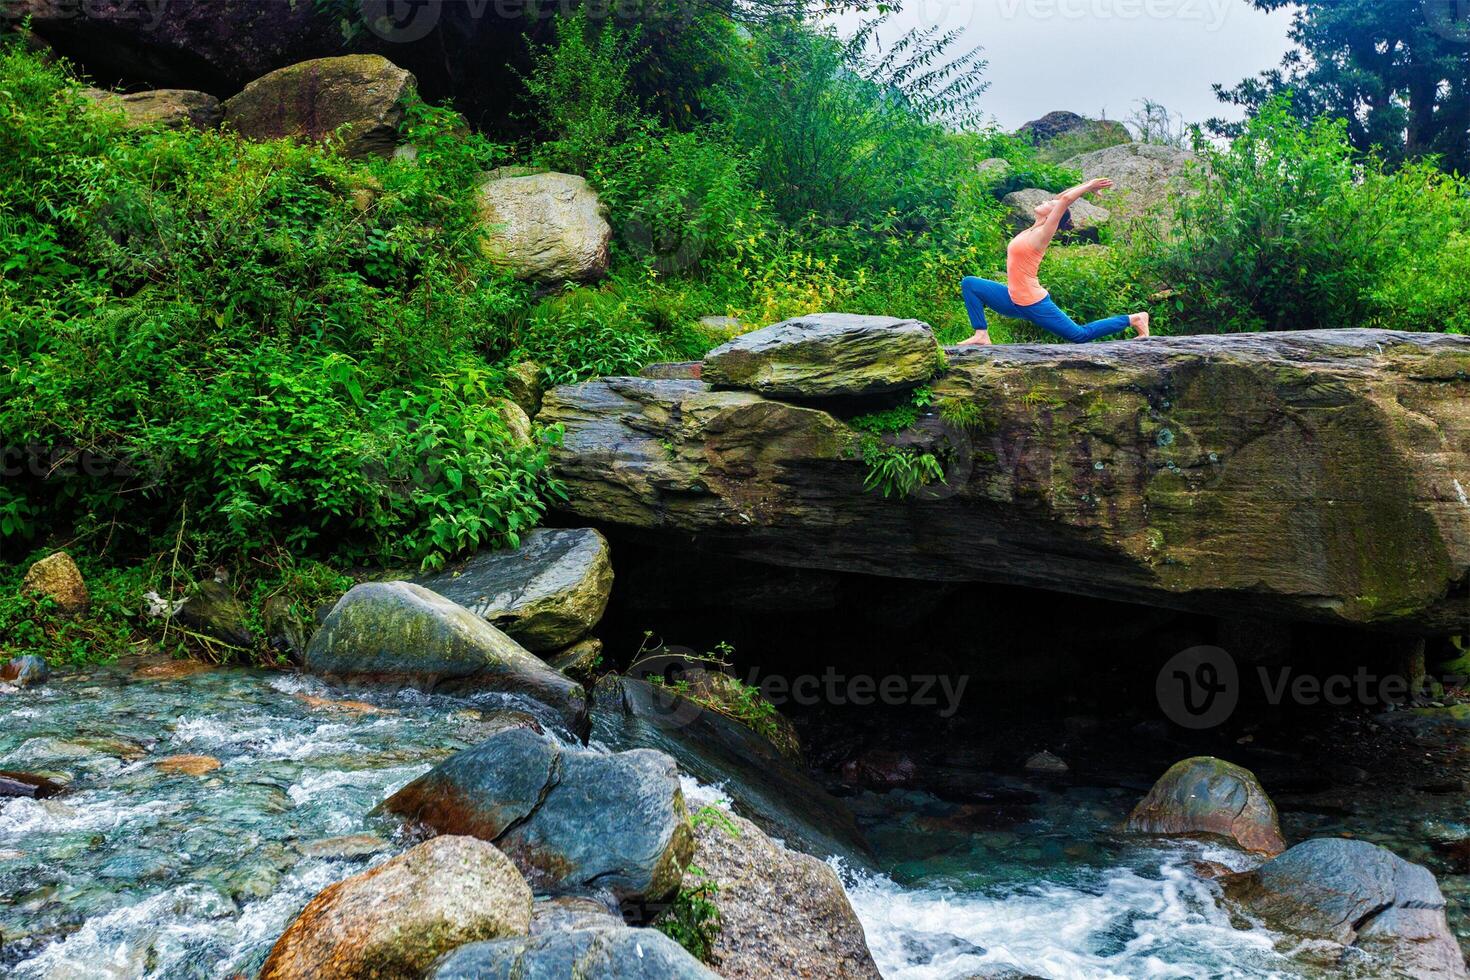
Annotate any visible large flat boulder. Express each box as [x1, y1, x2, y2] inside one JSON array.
[[428, 927, 716, 979], [381, 726, 693, 903], [476, 171, 611, 283], [687, 811, 879, 978], [537, 331, 1470, 632], [260, 835, 531, 980], [223, 55, 413, 158], [1222, 838, 1467, 979], [413, 528, 613, 652], [1126, 757, 1285, 855], [304, 582, 585, 731], [703, 313, 939, 398]]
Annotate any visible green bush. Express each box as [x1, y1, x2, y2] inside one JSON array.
[[1142, 96, 1470, 334], [0, 42, 554, 569]]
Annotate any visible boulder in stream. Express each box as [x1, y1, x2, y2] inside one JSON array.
[[1126, 756, 1285, 856], [703, 313, 939, 399], [260, 835, 532, 980], [428, 926, 717, 979], [413, 528, 614, 652], [304, 581, 586, 732], [223, 55, 414, 158], [382, 726, 693, 902], [1222, 838, 1467, 979], [591, 675, 870, 862], [2, 655, 49, 688], [686, 810, 880, 978]]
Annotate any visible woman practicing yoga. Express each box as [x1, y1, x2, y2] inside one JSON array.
[[959, 177, 1148, 346]]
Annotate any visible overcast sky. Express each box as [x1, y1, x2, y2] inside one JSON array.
[[830, 0, 1299, 131]]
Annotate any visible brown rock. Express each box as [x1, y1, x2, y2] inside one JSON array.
[[1127, 757, 1286, 856], [687, 811, 879, 979], [83, 87, 222, 129], [22, 551, 89, 616], [155, 754, 222, 776], [260, 835, 531, 980], [133, 658, 215, 681], [223, 55, 414, 158]]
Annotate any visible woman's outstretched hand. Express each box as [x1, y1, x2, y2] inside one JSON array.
[[1084, 177, 1115, 194]]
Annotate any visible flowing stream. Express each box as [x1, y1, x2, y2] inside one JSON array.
[[0, 661, 1441, 978]]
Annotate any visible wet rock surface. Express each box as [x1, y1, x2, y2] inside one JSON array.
[[1127, 756, 1286, 855], [591, 675, 870, 862], [428, 926, 718, 978], [382, 726, 693, 902], [261, 835, 532, 980], [1224, 838, 1468, 978], [688, 810, 880, 978]]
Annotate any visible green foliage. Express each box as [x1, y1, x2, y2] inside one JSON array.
[[0, 556, 152, 666], [0, 42, 557, 570], [1212, 0, 1470, 173], [523, 8, 642, 174], [858, 436, 946, 498], [966, 130, 1083, 197], [849, 385, 933, 435], [655, 864, 722, 963], [1143, 96, 1470, 334], [715, 16, 985, 226]]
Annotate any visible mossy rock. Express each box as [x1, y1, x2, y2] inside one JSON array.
[[223, 55, 414, 158]]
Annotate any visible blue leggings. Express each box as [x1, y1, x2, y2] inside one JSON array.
[[961, 276, 1131, 343]]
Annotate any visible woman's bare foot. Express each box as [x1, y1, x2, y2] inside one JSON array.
[[957, 330, 992, 347], [1129, 312, 1150, 338]]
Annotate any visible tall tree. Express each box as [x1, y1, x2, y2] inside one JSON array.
[[1211, 0, 1470, 173]]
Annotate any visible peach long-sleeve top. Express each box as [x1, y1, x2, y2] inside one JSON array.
[[1006, 233, 1049, 306]]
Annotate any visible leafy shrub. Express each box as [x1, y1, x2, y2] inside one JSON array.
[[1142, 95, 1470, 334], [0, 43, 553, 569]]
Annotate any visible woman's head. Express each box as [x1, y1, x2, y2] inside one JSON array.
[[1034, 199, 1074, 230]]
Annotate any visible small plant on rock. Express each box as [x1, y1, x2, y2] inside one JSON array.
[[655, 864, 722, 963]]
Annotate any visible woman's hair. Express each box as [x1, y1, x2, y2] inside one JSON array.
[[1058, 208, 1075, 232]]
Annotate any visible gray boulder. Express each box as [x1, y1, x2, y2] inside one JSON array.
[[260, 835, 532, 980], [413, 528, 614, 652], [1126, 756, 1285, 855], [687, 810, 879, 978], [304, 581, 586, 731], [223, 55, 413, 158], [476, 171, 611, 283], [1061, 141, 1196, 229], [1016, 110, 1131, 157], [703, 313, 939, 399], [1002, 188, 1110, 241], [428, 927, 716, 979], [382, 726, 693, 902], [83, 87, 222, 129], [591, 676, 870, 863], [1, 656, 48, 688], [1223, 838, 1467, 978]]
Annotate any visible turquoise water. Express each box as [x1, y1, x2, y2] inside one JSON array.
[[0, 662, 1435, 978]]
